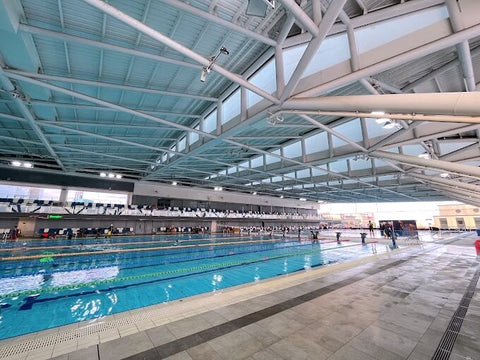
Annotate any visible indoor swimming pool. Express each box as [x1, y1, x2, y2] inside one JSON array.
[[0, 234, 382, 339]]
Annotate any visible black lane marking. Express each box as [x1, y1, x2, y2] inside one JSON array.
[[120, 258, 408, 360]]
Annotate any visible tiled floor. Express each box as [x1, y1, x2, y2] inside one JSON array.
[[1, 232, 479, 360]]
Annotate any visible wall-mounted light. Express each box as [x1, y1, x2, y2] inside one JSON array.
[[200, 46, 229, 83]]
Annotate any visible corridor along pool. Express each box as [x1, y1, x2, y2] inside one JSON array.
[[0, 234, 382, 339]]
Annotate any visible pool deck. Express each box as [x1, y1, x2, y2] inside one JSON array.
[[1, 231, 479, 360]]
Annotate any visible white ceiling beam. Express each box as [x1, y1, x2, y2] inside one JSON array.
[[284, 0, 445, 47], [19, 24, 202, 70], [445, 0, 477, 92], [81, 0, 279, 105], [295, 22, 480, 97], [6, 70, 218, 102], [0, 66, 67, 171], [158, 0, 276, 46], [5, 71, 216, 140], [278, 0, 319, 36], [371, 150, 480, 179], [27, 100, 201, 119], [283, 92, 480, 116], [410, 172, 480, 194]]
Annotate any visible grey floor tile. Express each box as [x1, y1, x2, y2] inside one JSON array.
[[242, 323, 281, 347], [294, 324, 346, 353], [68, 345, 99, 360], [163, 351, 193, 360], [249, 348, 284, 360], [99, 332, 154, 360], [328, 344, 378, 360], [208, 329, 264, 360], [350, 325, 417, 359], [198, 311, 229, 327], [166, 316, 213, 339], [186, 343, 223, 360], [450, 334, 480, 360], [49, 355, 68, 360], [255, 312, 306, 338], [268, 334, 332, 360], [145, 325, 176, 347]]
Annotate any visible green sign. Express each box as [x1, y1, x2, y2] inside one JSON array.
[[47, 215, 63, 219]]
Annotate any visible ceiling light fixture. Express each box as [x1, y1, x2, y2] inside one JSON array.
[[100, 172, 107, 177], [108, 173, 115, 178], [299, 198, 306, 201], [172, 181, 177, 186], [200, 46, 230, 83], [11, 160, 22, 167], [214, 186, 223, 191], [23, 162, 33, 168], [252, 192, 257, 195]]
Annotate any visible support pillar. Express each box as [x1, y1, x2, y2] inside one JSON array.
[[18, 216, 36, 238], [210, 220, 217, 233]]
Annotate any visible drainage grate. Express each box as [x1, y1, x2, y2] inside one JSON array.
[[431, 269, 480, 360], [0, 306, 162, 358]]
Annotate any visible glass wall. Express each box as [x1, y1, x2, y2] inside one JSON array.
[[0, 184, 61, 200]]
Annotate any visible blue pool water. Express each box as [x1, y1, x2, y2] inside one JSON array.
[[0, 235, 381, 339]]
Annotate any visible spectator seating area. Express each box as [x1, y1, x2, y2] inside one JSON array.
[[37, 227, 135, 238], [0, 198, 320, 220]]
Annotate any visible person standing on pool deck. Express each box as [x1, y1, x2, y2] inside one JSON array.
[[368, 220, 374, 237]]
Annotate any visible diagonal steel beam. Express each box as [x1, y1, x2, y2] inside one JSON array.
[[295, 22, 480, 97], [278, 0, 319, 36], [371, 150, 480, 179], [81, 0, 279, 104], [279, 0, 347, 101], [158, 0, 276, 46], [6, 70, 217, 102], [0, 66, 66, 171], [19, 24, 202, 70], [5, 71, 215, 140]]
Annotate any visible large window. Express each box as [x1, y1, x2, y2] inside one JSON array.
[[0, 184, 61, 200], [66, 190, 128, 205]]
